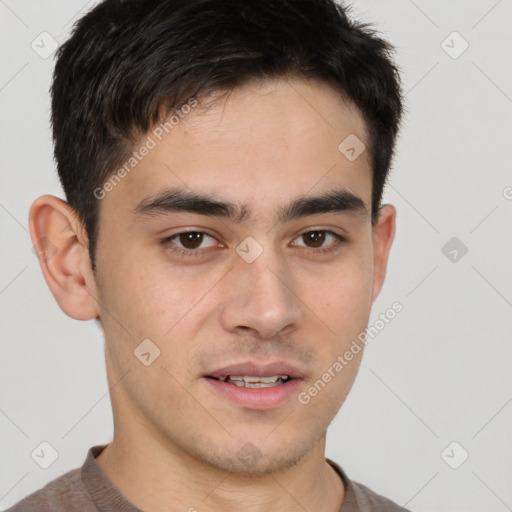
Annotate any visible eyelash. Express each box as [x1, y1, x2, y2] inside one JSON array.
[[160, 230, 346, 258]]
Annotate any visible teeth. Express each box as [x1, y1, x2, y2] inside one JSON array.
[[243, 375, 279, 383], [240, 382, 279, 388], [217, 375, 290, 387]]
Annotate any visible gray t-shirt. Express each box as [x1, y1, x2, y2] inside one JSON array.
[[5, 445, 411, 511]]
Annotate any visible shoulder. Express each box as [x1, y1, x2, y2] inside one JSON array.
[[327, 459, 412, 512], [4, 466, 97, 512], [349, 478, 412, 512]]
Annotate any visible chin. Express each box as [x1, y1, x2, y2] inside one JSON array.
[[191, 426, 324, 476], [209, 446, 310, 476]]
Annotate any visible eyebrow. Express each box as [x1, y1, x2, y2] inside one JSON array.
[[133, 186, 368, 223]]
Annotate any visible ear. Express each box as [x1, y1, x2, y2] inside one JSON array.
[[371, 203, 396, 304], [29, 195, 100, 320]]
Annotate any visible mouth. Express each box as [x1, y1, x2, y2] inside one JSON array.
[[203, 362, 304, 409], [212, 374, 291, 387]]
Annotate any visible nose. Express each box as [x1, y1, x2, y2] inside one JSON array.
[[219, 246, 303, 340]]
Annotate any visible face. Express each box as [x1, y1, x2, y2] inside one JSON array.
[[88, 77, 394, 474]]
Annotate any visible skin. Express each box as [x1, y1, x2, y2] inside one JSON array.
[[30, 76, 396, 512]]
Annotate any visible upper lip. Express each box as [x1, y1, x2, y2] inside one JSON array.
[[206, 361, 305, 380]]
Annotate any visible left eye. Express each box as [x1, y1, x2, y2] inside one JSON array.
[[291, 230, 345, 250]]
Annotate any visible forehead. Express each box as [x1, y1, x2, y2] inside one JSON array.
[[100, 77, 372, 224]]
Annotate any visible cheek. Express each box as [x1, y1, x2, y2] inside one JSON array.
[[98, 250, 226, 347], [311, 255, 373, 331]]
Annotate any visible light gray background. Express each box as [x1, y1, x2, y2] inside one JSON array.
[[1, 1, 511, 511]]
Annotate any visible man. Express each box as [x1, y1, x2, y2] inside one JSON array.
[[8, 0, 408, 510]]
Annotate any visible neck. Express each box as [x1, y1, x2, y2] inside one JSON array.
[[95, 429, 344, 512]]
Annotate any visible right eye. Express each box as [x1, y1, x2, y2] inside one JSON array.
[[161, 231, 220, 257]]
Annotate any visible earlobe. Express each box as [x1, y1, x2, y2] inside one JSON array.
[[29, 195, 100, 320], [371, 204, 396, 303]]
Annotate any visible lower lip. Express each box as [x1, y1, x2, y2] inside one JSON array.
[[203, 377, 303, 410]]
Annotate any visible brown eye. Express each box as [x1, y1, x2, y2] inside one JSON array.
[[292, 230, 345, 252], [161, 231, 218, 256], [302, 230, 326, 248], [177, 232, 205, 250]]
